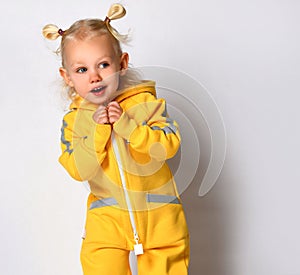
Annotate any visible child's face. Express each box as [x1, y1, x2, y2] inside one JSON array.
[[59, 34, 128, 105]]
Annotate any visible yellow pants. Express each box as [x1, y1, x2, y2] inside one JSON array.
[[80, 194, 189, 274], [80, 238, 189, 274]]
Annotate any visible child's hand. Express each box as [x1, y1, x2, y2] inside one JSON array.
[[93, 105, 109, 124], [107, 101, 123, 124]]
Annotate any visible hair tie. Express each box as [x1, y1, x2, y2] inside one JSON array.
[[58, 29, 65, 36], [104, 16, 111, 23], [104, 4, 129, 44]]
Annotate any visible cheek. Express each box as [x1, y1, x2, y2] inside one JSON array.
[[105, 70, 120, 84], [105, 66, 119, 77], [69, 75, 84, 88]]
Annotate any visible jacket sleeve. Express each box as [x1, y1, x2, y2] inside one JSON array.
[[59, 109, 112, 181], [113, 95, 181, 161]]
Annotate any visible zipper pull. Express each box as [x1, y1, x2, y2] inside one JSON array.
[[134, 243, 144, 255], [134, 234, 144, 255]]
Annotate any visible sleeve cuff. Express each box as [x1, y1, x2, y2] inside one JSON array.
[[82, 123, 111, 152]]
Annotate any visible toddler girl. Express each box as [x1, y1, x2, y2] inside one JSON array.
[[43, 3, 189, 274]]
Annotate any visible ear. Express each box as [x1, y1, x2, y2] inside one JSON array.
[[59, 67, 74, 87], [119, 52, 129, 73]]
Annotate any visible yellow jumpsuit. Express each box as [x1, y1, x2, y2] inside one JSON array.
[[59, 81, 190, 274]]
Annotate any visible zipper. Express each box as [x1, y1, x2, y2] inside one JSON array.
[[111, 132, 143, 255]]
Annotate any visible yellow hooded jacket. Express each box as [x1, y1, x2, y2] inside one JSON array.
[[59, 81, 189, 250]]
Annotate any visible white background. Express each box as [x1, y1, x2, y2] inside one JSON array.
[[1, 0, 300, 274]]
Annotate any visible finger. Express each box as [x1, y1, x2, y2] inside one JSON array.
[[94, 105, 108, 115], [108, 103, 122, 113], [107, 101, 122, 112], [108, 109, 122, 120], [96, 105, 107, 113], [97, 113, 109, 124], [108, 116, 118, 124], [107, 101, 119, 108], [93, 108, 109, 124], [108, 111, 121, 123], [107, 106, 121, 114]]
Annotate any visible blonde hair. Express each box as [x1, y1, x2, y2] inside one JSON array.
[[42, 3, 137, 100]]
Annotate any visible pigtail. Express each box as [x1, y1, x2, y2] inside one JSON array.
[[42, 24, 64, 40], [105, 3, 130, 44]]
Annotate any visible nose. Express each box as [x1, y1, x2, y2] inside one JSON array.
[[89, 69, 102, 83]]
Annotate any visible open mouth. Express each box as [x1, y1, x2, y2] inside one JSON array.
[[90, 85, 107, 96]]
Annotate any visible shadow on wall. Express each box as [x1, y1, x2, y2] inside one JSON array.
[[139, 66, 232, 275], [168, 116, 232, 275]]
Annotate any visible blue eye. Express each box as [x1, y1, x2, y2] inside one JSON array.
[[77, 67, 87, 73], [99, 63, 109, 69]]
